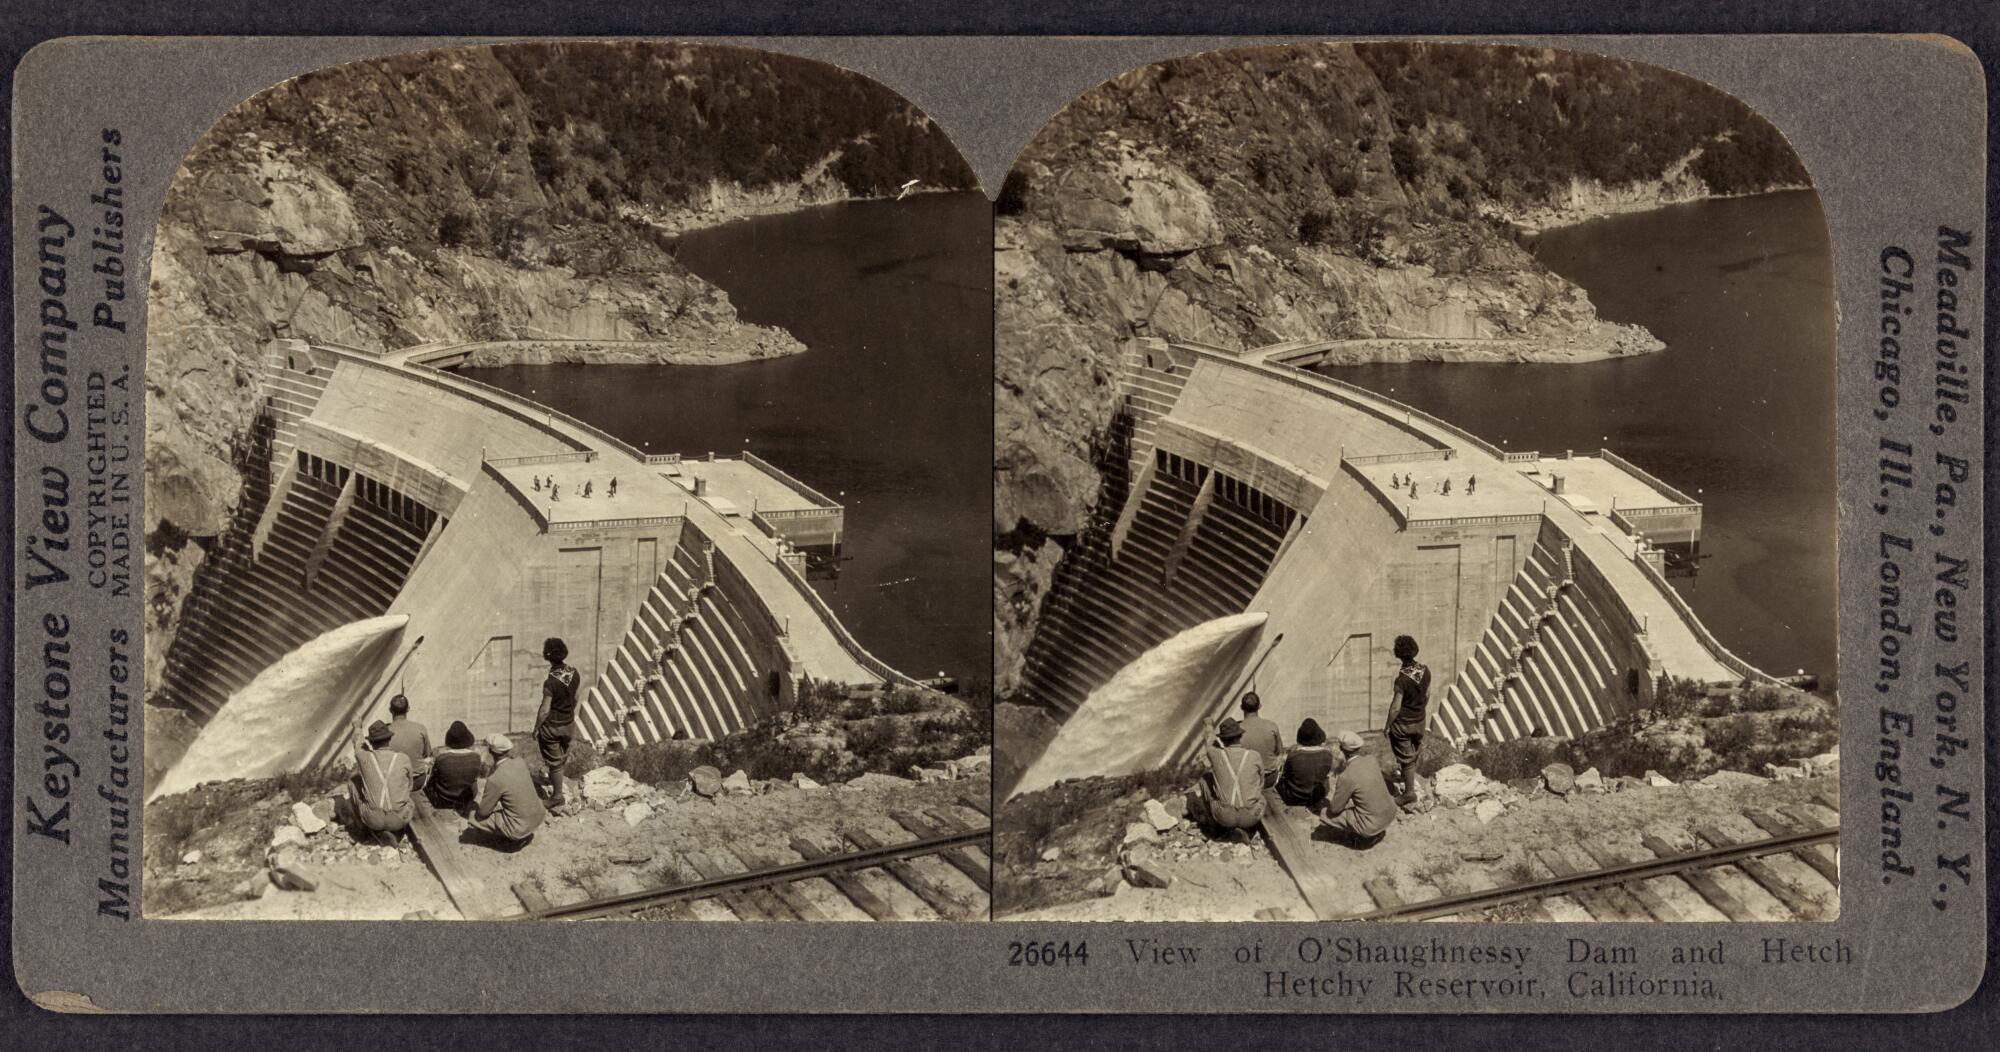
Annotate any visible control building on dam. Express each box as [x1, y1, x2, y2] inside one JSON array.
[[1020, 337, 1774, 750], [158, 338, 899, 763]]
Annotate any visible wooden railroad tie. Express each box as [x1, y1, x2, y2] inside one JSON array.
[[1640, 834, 1752, 921], [1746, 811, 1840, 886], [1693, 825, 1823, 921], [731, 845, 830, 922], [844, 828, 977, 920], [682, 850, 790, 921], [1577, 840, 1683, 922], [789, 831, 900, 920], [889, 810, 991, 893]]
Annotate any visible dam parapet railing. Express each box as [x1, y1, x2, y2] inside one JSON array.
[[1345, 448, 1455, 467], [1175, 342, 1520, 462], [1632, 552, 1784, 688], [742, 451, 843, 512], [1599, 447, 1701, 508], [771, 557, 917, 688]]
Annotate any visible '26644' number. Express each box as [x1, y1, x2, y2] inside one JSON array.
[[1009, 940, 1087, 966]]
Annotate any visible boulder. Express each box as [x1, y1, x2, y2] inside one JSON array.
[[234, 870, 274, 900], [1432, 763, 1501, 806], [271, 862, 320, 893], [180, 849, 203, 865], [1574, 767, 1605, 794], [1541, 763, 1576, 795], [1040, 846, 1062, 863], [581, 766, 644, 805], [270, 824, 307, 850], [1696, 770, 1766, 791], [1764, 761, 1808, 782], [1643, 770, 1676, 788], [1473, 799, 1506, 824], [688, 766, 724, 797], [910, 766, 954, 784], [1143, 799, 1179, 834], [1124, 858, 1173, 889], [622, 801, 654, 827], [1122, 821, 1159, 847], [292, 801, 327, 836], [310, 798, 337, 824], [791, 773, 823, 791], [720, 769, 752, 793], [1804, 750, 1839, 776], [846, 772, 916, 792], [1091, 866, 1126, 897]]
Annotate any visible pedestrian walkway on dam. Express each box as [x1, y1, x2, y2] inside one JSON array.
[[324, 342, 879, 686], [1212, 342, 1739, 685]]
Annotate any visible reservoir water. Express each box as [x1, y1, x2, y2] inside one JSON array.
[[463, 191, 993, 684], [1326, 190, 1838, 689]]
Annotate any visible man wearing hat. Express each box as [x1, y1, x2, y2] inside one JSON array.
[[1319, 730, 1397, 846], [466, 733, 546, 846], [1185, 718, 1265, 834], [340, 718, 415, 835], [1276, 718, 1336, 810]]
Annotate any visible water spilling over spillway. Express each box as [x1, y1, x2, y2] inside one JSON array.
[[1008, 612, 1266, 799], [149, 615, 409, 801]]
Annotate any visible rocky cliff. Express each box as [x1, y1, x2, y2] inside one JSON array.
[[146, 42, 974, 699], [993, 42, 1810, 696]]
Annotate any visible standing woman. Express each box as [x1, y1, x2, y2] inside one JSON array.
[[1384, 634, 1432, 805], [535, 636, 582, 809]]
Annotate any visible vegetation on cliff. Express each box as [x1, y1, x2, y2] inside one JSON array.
[[993, 42, 1811, 697]]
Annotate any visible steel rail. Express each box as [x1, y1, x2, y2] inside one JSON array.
[[1342, 825, 1839, 922], [530, 826, 991, 920]]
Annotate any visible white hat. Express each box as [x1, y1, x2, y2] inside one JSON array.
[[487, 733, 514, 755]]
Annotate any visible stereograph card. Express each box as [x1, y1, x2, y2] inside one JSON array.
[[6, 32, 1989, 1015]]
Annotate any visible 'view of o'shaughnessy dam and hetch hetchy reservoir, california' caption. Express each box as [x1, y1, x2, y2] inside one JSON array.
[[129, 39, 1848, 933], [141, 42, 993, 922], [994, 42, 1842, 927]]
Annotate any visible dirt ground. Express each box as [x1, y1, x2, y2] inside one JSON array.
[[168, 770, 990, 921], [1003, 772, 1839, 922]]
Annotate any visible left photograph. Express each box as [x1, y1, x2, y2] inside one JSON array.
[[141, 41, 993, 921]]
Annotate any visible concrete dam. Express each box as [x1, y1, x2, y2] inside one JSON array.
[[1020, 338, 1769, 752], [157, 339, 898, 769]]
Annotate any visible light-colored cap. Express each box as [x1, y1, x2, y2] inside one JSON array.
[[1335, 731, 1366, 754], [487, 733, 514, 755]]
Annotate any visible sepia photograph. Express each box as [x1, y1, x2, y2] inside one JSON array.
[[993, 42, 1840, 923], [139, 41, 993, 921]]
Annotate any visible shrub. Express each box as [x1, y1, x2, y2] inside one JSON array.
[[1297, 208, 1336, 246], [437, 210, 476, 247], [1390, 136, 1427, 183], [1327, 168, 1360, 197], [995, 169, 1032, 216]]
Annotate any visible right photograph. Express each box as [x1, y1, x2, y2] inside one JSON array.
[[993, 42, 1839, 922]]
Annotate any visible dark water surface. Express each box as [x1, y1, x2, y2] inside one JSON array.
[[1327, 190, 1838, 688], [463, 191, 993, 682]]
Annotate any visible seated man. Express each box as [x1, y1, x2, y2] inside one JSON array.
[[384, 693, 433, 788], [466, 734, 546, 846], [1185, 718, 1265, 834], [1236, 692, 1284, 791], [1319, 731, 1397, 846], [339, 719, 414, 836], [1275, 718, 1336, 810], [424, 720, 487, 812]]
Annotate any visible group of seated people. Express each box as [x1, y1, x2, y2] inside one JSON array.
[[337, 694, 548, 847], [1187, 692, 1399, 848]]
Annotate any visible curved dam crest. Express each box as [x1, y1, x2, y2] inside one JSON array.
[[1009, 612, 1265, 800], [151, 615, 408, 801]]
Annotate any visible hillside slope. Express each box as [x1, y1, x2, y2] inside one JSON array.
[[145, 42, 974, 699], [993, 42, 1809, 695]]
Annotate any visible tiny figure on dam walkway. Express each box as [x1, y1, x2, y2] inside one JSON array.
[[534, 636, 583, 810]]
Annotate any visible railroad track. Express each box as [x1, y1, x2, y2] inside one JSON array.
[[519, 794, 991, 921], [1346, 791, 1841, 923]]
